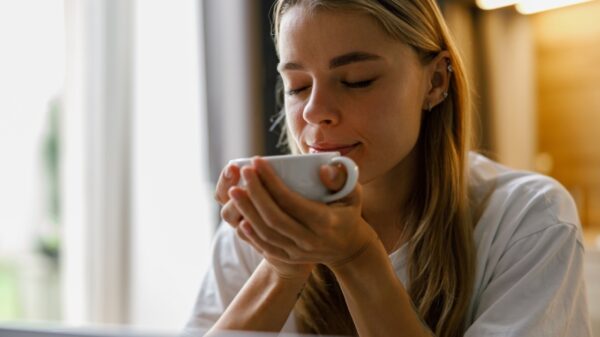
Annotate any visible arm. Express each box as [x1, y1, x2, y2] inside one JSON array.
[[230, 159, 435, 336], [207, 259, 307, 334], [330, 237, 435, 337]]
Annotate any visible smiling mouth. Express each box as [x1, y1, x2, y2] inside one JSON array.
[[308, 143, 360, 155]]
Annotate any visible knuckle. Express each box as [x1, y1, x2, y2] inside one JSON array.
[[235, 226, 246, 239], [219, 208, 227, 221], [284, 249, 297, 260], [219, 204, 230, 220], [317, 210, 335, 226], [298, 240, 314, 251], [214, 191, 225, 204], [221, 203, 241, 224], [215, 185, 232, 205]]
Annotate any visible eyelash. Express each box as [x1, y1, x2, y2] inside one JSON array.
[[286, 79, 375, 96], [342, 79, 375, 89], [286, 87, 308, 96]]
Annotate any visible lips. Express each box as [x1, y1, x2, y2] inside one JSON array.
[[308, 142, 360, 155]]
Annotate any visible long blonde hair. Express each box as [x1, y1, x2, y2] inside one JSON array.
[[272, 1, 475, 336]]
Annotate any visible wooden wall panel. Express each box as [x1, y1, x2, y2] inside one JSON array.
[[533, 1, 600, 230]]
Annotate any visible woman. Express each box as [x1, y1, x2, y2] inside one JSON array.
[[186, 0, 591, 336]]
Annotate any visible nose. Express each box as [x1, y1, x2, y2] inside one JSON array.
[[302, 83, 340, 126]]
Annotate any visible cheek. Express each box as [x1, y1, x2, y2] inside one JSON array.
[[284, 102, 307, 145], [285, 101, 304, 128], [365, 93, 423, 154], [375, 82, 423, 132]]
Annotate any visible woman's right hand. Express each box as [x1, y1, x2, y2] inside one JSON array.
[[215, 163, 314, 281]]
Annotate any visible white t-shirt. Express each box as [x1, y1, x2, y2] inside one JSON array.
[[185, 153, 592, 336]]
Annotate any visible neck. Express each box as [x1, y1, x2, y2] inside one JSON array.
[[361, 148, 419, 251]]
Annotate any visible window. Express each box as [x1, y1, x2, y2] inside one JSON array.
[[1, 0, 215, 331], [0, 0, 65, 322]]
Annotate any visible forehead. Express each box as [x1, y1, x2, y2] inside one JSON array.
[[278, 6, 403, 64]]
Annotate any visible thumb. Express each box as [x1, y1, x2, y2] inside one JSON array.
[[320, 164, 347, 192]]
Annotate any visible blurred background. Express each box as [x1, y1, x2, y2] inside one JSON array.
[[0, 0, 598, 335]]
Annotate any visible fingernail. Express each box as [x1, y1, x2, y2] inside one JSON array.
[[242, 167, 254, 181], [251, 157, 264, 173], [224, 165, 233, 179], [242, 222, 253, 236]]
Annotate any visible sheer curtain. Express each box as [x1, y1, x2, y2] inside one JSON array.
[[3, 0, 268, 330], [130, 0, 215, 329], [130, 0, 264, 328], [62, 0, 134, 324], [62, 0, 215, 330], [202, 0, 264, 182]]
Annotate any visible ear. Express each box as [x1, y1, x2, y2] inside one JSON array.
[[422, 51, 452, 112]]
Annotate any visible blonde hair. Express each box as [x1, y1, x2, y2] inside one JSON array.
[[272, 1, 475, 336]]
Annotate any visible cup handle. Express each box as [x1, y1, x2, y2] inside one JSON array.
[[321, 156, 359, 203]]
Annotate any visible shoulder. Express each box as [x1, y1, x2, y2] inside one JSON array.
[[468, 152, 583, 248], [465, 154, 591, 336]]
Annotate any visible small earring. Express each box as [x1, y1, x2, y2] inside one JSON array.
[[427, 101, 433, 112], [443, 91, 449, 100], [447, 63, 454, 73]]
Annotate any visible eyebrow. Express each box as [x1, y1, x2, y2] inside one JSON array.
[[277, 51, 383, 72]]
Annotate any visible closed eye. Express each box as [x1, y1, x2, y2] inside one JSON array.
[[287, 86, 310, 96], [342, 79, 375, 89]]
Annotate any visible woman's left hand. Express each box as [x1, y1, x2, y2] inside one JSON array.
[[229, 157, 378, 268]]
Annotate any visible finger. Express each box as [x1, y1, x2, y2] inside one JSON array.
[[232, 173, 318, 261], [220, 198, 243, 227], [214, 164, 241, 205], [252, 158, 329, 224], [238, 220, 291, 261], [229, 185, 299, 252], [238, 221, 318, 264], [329, 180, 363, 207], [241, 164, 316, 246], [234, 225, 255, 247], [319, 163, 347, 192]]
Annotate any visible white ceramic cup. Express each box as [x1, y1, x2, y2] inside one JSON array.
[[229, 152, 359, 203]]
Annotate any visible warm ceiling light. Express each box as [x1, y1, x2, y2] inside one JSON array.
[[516, 0, 592, 14], [476, 0, 519, 10]]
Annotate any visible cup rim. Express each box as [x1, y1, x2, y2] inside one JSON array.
[[229, 151, 341, 165]]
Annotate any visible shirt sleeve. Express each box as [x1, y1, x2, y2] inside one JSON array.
[[184, 223, 263, 331], [464, 222, 592, 337]]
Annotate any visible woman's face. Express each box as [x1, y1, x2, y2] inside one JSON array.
[[278, 7, 432, 184]]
